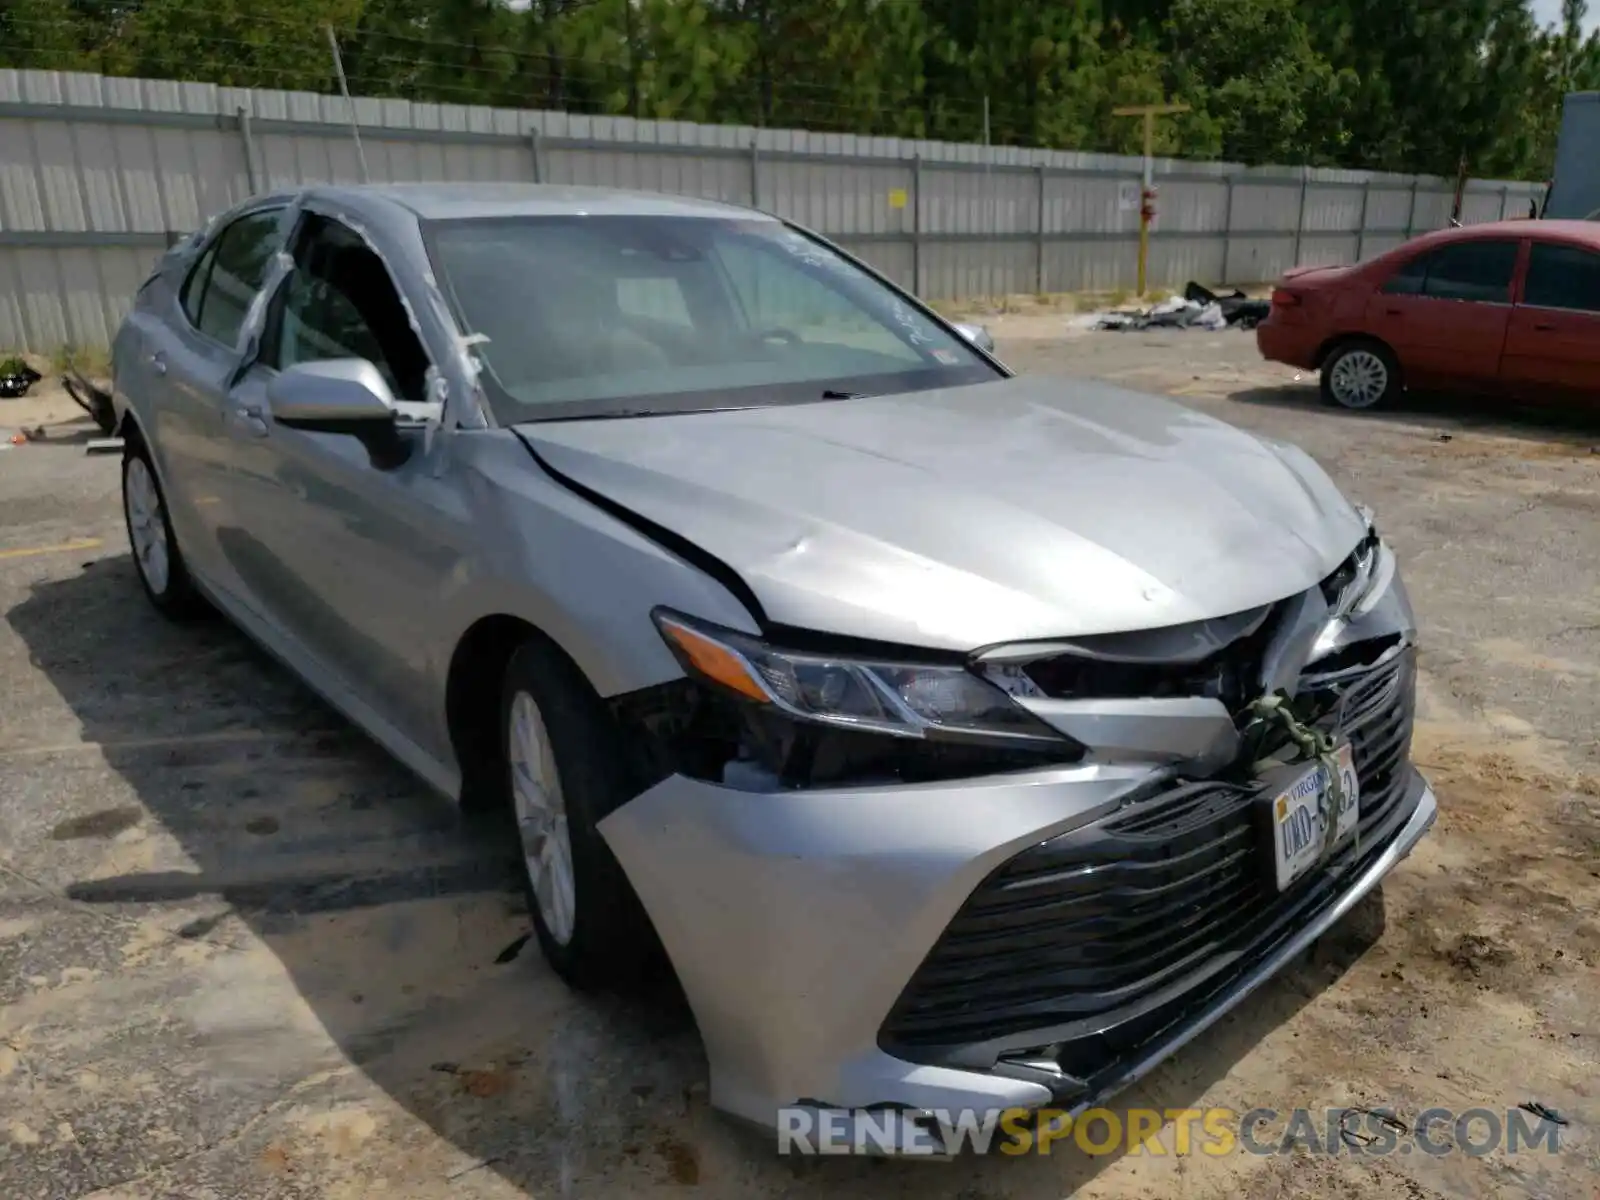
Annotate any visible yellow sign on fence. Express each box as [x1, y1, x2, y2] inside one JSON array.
[[888, 188, 908, 210]]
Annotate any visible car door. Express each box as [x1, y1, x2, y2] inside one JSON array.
[[1502, 240, 1600, 401], [225, 209, 469, 753], [138, 206, 288, 595], [1364, 239, 1520, 393]]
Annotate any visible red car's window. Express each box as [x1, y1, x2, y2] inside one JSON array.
[[1381, 241, 1518, 303], [1524, 243, 1600, 313]]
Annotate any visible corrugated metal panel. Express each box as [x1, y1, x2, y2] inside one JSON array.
[[1231, 183, 1302, 232], [1298, 234, 1361, 267], [1149, 237, 1227, 289], [1227, 236, 1299, 284], [1303, 186, 1363, 233], [1365, 187, 1416, 232], [837, 238, 914, 291], [0, 67, 1555, 351]]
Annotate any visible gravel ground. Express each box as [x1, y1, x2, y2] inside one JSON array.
[[2, 329, 1598, 1200]]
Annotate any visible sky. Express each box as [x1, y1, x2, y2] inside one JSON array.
[[1531, 0, 1600, 32]]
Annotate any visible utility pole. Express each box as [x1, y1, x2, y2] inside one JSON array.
[[326, 25, 370, 183], [1112, 102, 1188, 296], [982, 95, 992, 301]]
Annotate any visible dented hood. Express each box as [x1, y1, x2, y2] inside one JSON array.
[[516, 376, 1367, 650]]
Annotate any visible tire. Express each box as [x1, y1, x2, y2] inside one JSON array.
[[1320, 340, 1401, 410], [500, 637, 663, 991], [121, 436, 206, 620]]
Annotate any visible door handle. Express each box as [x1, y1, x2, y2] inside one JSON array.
[[1384, 309, 1403, 317], [227, 405, 270, 438], [1533, 322, 1556, 332], [149, 351, 167, 376]]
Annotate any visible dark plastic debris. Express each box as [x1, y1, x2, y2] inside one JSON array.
[[1095, 280, 1269, 332], [1519, 1101, 1568, 1126], [1186, 280, 1272, 329], [63, 369, 118, 435], [0, 363, 41, 398], [494, 932, 532, 964]]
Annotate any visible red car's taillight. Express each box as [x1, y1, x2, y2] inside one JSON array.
[[1271, 288, 1303, 307]]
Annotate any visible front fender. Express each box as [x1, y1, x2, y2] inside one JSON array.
[[440, 430, 761, 700]]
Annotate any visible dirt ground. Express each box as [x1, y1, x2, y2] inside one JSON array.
[[2, 327, 1599, 1199]]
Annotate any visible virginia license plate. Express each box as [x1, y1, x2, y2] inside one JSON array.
[[1268, 743, 1360, 891]]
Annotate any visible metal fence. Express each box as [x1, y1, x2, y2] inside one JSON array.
[[0, 68, 1546, 353]]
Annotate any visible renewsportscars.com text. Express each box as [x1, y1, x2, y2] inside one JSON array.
[[777, 1105, 1566, 1157]]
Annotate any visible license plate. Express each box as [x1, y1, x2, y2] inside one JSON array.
[[1267, 743, 1360, 891]]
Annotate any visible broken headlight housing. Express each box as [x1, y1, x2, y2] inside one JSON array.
[[653, 609, 1070, 745], [1310, 511, 1402, 663], [649, 609, 1083, 787]]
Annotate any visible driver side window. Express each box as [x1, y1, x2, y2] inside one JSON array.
[[261, 214, 432, 403]]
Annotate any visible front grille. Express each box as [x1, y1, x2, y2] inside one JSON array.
[[878, 647, 1418, 1061], [1019, 603, 1281, 711]]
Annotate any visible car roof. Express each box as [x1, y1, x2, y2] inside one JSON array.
[[301, 182, 774, 223], [1404, 219, 1600, 250]]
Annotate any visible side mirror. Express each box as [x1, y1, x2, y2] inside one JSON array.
[[267, 359, 410, 468], [953, 322, 996, 354]]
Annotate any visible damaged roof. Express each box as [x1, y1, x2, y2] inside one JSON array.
[[305, 182, 773, 222]]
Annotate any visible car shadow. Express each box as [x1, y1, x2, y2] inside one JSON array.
[[6, 554, 1388, 1197], [1227, 384, 1600, 447]]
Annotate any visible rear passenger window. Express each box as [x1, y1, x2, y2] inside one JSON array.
[[1381, 254, 1428, 296], [179, 243, 220, 326], [1523, 243, 1600, 313], [187, 209, 284, 346], [1421, 242, 1519, 302], [1383, 241, 1518, 302]]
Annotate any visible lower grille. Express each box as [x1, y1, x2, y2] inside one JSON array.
[[878, 648, 1418, 1061]]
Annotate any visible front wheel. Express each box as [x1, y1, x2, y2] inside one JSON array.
[[501, 638, 662, 990], [1320, 340, 1401, 410], [122, 439, 205, 620]]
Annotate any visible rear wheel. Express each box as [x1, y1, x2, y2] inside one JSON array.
[[1320, 340, 1401, 410], [501, 637, 661, 990], [122, 438, 205, 619]]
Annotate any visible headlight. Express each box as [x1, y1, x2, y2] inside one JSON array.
[[1311, 515, 1399, 659], [652, 609, 1071, 747]]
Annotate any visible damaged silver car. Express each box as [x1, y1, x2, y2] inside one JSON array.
[[111, 183, 1435, 1150]]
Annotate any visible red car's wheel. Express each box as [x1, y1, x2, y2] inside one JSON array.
[[1321, 340, 1401, 410]]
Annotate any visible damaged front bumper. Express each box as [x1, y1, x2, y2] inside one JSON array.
[[597, 647, 1435, 1151]]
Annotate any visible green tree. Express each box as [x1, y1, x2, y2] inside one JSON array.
[[1162, 0, 1349, 165], [116, 0, 362, 91]]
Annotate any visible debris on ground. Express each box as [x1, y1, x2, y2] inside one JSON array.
[[1088, 281, 1270, 333], [0, 357, 42, 398], [1185, 281, 1272, 329], [62, 369, 118, 435], [1518, 1101, 1568, 1126]]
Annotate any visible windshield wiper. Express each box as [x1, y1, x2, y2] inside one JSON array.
[[821, 389, 868, 400]]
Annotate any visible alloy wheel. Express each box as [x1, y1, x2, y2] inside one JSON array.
[[509, 689, 577, 945], [1330, 349, 1389, 409], [124, 457, 171, 595]]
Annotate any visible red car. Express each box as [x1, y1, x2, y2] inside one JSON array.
[[1257, 220, 1600, 409]]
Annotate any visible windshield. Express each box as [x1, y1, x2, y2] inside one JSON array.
[[423, 214, 1000, 422]]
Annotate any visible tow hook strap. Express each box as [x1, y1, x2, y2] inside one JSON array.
[[1241, 691, 1353, 862]]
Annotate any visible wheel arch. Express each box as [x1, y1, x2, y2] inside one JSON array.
[[444, 612, 639, 812], [1315, 331, 1399, 371], [445, 613, 545, 810], [116, 407, 145, 444]]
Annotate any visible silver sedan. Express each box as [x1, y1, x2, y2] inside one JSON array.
[[111, 183, 1435, 1152]]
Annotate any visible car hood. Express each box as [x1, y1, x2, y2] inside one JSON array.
[[515, 376, 1367, 650]]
